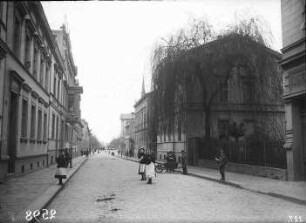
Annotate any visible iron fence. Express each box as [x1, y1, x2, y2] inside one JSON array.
[[199, 139, 287, 169]]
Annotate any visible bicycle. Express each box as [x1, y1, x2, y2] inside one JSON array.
[[155, 162, 167, 173]]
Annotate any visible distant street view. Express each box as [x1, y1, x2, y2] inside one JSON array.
[[45, 152, 305, 223], [0, 1, 305, 223]]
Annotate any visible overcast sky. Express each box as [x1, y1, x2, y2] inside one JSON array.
[[42, 0, 282, 144]]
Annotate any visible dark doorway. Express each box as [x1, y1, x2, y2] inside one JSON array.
[[187, 137, 200, 166], [8, 92, 19, 173]]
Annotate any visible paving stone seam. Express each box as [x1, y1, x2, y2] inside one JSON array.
[[119, 156, 306, 206]]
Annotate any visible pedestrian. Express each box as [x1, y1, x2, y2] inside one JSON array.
[[138, 148, 146, 181], [165, 152, 170, 172], [215, 149, 228, 181], [64, 149, 71, 168], [180, 150, 187, 175], [144, 153, 156, 184], [55, 149, 69, 185], [166, 151, 176, 173]]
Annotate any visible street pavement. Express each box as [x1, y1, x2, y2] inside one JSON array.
[[44, 152, 305, 223], [0, 156, 87, 223], [123, 156, 306, 205]]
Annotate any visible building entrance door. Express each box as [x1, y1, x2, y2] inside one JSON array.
[[7, 92, 18, 173], [187, 137, 200, 166]]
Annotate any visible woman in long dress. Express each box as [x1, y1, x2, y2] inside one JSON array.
[[138, 148, 146, 181], [144, 153, 156, 184], [55, 150, 69, 185]]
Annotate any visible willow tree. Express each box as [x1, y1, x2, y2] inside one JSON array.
[[151, 17, 282, 141]]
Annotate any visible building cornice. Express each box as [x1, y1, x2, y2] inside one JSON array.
[[281, 37, 306, 54]]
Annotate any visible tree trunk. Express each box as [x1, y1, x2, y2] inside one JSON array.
[[204, 108, 211, 140]]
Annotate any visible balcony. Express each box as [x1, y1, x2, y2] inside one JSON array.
[[68, 85, 83, 95]]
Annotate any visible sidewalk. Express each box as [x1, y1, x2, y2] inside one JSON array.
[[0, 156, 87, 223], [120, 155, 306, 205]]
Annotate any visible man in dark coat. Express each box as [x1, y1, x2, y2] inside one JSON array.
[[215, 149, 228, 181], [181, 150, 187, 175], [166, 151, 176, 173]]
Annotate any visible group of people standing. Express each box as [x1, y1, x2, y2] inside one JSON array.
[[137, 147, 227, 183], [137, 148, 188, 184], [165, 151, 176, 173]]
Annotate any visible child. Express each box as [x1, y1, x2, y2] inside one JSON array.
[[144, 153, 156, 184]]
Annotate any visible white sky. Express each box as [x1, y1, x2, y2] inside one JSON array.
[[42, 0, 282, 144]]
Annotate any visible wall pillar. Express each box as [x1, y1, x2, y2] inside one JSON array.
[[35, 47, 41, 81], [285, 100, 304, 180], [19, 19, 26, 64], [28, 33, 34, 74]]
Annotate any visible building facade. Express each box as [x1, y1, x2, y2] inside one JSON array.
[[134, 80, 152, 156], [155, 35, 285, 168], [0, 2, 83, 182], [120, 113, 135, 156], [52, 26, 83, 159], [80, 119, 90, 154], [280, 0, 306, 180]]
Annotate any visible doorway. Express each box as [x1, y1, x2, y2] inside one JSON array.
[[187, 137, 200, 165], [7, 92, 19, 173]]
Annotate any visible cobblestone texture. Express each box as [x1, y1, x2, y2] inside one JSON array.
[[0, 156, 86, 223], [46, 152, 306, 223]]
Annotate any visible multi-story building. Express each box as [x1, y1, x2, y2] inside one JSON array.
[[0, 2, 83, 182], [120, 113, 135, 156], [154, 34, 285, 173], [280, 0, 306, 180], [134, 80, 152, 156], [80, 119, 90, 153], [0, 2, 8, 182], [52, 25, 83, 159]]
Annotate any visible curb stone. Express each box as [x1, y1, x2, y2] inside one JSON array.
[[13, 157, 88, 223], [120, 156, 306, 206]]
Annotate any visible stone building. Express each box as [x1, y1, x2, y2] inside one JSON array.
[[0, 2, 83, 181], [120, 113, 135, 156], [280, 0, 306, 180], [155, 34, 285, 171], [134, 79, 152, 156], [80, 119, 90, 154], [52, 25, 83, 159]]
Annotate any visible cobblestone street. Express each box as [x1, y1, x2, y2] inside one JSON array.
[[45, 152, 305, 223]]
